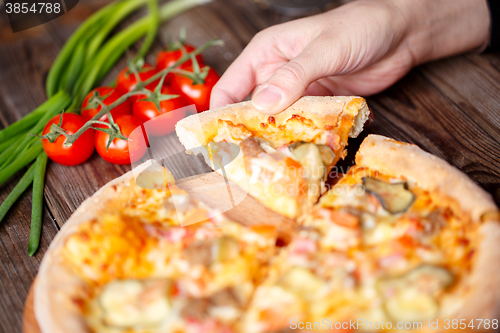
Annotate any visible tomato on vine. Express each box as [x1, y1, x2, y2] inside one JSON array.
[[171, 66, 219, 113], [156, 43, 204, 83], [94, 114, 147, 165], [41, 114, 95, 166], [132, 86, 188, 136], [116, 63, 159, 103], [81, 87, 131, 124]]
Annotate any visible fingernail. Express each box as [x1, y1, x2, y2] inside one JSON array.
[[252, 85, 283, 110]]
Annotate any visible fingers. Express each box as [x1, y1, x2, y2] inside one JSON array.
[[209, 34, 266, 109], [251, 39, 332, 114], [210, 60, 256, 109]]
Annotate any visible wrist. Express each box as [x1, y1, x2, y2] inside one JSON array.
[[392, 0, 490, 64]]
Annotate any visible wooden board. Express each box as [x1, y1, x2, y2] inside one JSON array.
[[1, 0, 500, 332], [22, 171, 295, 333]]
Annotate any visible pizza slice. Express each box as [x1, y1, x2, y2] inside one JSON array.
[[176, 96, 370, 219], [243, 134, 500, 332], [34, 161, 281, 333]]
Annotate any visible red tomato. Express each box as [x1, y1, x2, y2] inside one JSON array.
[[42, 114, 95, 166], [171, 66, 219, 113], [116, 63, 159, 103], [95, 115, 147, 165], [132, 86, 188, 136], [81, 87, 131, 125], [156, 44, 204, 83]]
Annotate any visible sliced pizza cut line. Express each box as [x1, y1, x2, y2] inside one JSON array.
[[263, 134, 499, 331], [176, 96, 370, 219]]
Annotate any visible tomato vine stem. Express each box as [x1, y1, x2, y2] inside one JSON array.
[[43, 39, 223, 148]]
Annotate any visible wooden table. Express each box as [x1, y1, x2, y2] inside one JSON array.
[[1, 0, 500, 332]]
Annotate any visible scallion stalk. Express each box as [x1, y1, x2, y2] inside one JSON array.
[[76, 0, 207, 102], [0, 91, 71, 170], [136, 0, 159, 60], [0, 133, 23, 154], [0, 142, 43, 187], [0, 163, 35, 223], [28, 152, 48, 256], [46, 0, 123, 97]]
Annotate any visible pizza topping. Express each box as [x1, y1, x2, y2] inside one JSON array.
[[210, 287, 244, 308], [99, 279, 171, 329], [329, 209, 360, 228], [290, 142, 328, 180], [182, 240, 214, 266], [320, 219, 361, 251], [213, 117, 343, 152], [213, 119, 253, 143], [378, 265, 453, 321], [362, 177, 415, 214], [240, 137, 266, 158], [180, 298, 210, 321], [213, 236, 241, 262], [182, 236, 240, 267], [289, 237, 317, 255], [317, 144, 335, 167], [276, 267, 324, 298], [404, 265, 454, 292], [180, 288, 244, 324], [384, 288, 439, 322]]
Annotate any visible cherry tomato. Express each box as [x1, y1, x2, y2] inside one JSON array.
[[95, 114, 147, 165], [42, 114, 95, 166], [156, 43, 204, 83], [81, 87, 131, 125], [132, 86, 188, 136], [171, 66, 219, 113], [116, 63, 159, 103]]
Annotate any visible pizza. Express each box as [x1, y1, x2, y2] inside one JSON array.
[[241, 135, 500, 332], [35, 161, 281, 333], [34, 99, 500, 333], [175, 96, 370, 219]]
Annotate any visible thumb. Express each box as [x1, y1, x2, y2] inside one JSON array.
[[251, 44, 330, 114]]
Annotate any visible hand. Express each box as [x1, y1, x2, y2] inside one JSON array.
[[210, 0, 490, 114]]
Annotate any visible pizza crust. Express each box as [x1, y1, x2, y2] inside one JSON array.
[[356, 134, 500, 324], [175, 96, 370, 149], [355, 135, 498, 222], [34, 160, 169, 333]]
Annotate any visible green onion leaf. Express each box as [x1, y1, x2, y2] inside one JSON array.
[[28, 152, 48, 256], [0, 163, 35, 223]]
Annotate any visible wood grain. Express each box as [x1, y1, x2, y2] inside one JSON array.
[[0, 0, 499, 332]]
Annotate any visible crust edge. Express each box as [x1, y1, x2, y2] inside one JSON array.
[[175, 96, 370, 149], [34, 160, 160, 333], [355, 134, 500, 323]]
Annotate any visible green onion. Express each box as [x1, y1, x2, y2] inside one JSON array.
[[0, 163, 35, 223], [0, 91, 70, 170], [62, 42, 87, 93], [0, 101, 46, 142], [0, 141, 43, 187], [136, 0, 159, 60], [0, 133, 23, 154], [46, 0, 122, 97], [0, 0, 209, 255], [86, 0, 148, 59], [28, 152, 48, 256], [0, 90, 68, 143], [75, 0, 206, 102]]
